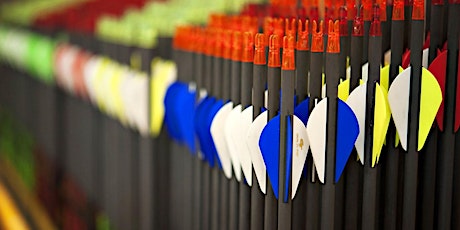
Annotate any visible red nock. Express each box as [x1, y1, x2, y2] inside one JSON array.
[[339, 6, 348, 36], [370, 4, 382, 36], [412, 0, 425, 20], [352, 7, 364, 36], [392, 0, 405, 20]]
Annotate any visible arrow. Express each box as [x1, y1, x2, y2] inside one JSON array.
[[387, 0, 443, 228], [382, 0, 405, 227]]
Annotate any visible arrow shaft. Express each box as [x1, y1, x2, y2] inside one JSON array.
[[383, 15, 404, 230], [295, 50, 310, 102], [279, 69, 295, 229], [265, 65, 280, 230], [306, 50, 323, 230], [344, 32, 364, 230], [436, 3, 459, 229], [251, 63, 266, 230], [362, 34, 382, 230], [239, 61, 252, 230], [321, 52, 340, 230]]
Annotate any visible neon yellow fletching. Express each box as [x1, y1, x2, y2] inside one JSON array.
[[150, 59, 176, 137], [418, 68, 442, 151], [373, 83, 391, 167], [338, 79, 350, 101]]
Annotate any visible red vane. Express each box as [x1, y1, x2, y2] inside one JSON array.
[[412, 0, 425, 20], [242, 32, 255, 63], [370, 4, 382, 36], [327, 20, 340, 53], [297, 19, 310, 50], [392, 0, 405, 20], [311, 20, 324, 52], [428, 50, 447, 131], [282, 35, 296, 70], [402, 49, 410, 68], [254, 33, 267, 65], [268, 34, 281, 67]]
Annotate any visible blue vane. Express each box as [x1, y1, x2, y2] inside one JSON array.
[[284, 115, 293, 203], [294, 98, 310, 125], [194, 96, 214, 162], [335, 99, 360, 183], [259, 115, 280, 199], [174, 86, 197, 152], [203, 99, 224, 167], [164, 82, 187, 141]]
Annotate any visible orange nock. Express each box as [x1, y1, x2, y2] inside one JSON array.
[[232, 31, 242, 61], [327, 20, 340, 53], [196, 28, 206, 54], [311, 20, 324, 53], [352, 7, 364, 36], [264, 17, 274, 47], [392, 0, 405, 20], [370, 4, 382, 36], [297, 19, 309, 51], [268, 34, 281, 67], [282, 35, 296, 70], [242, 32, 254, 63], [273, 18, 285, 48], [205, 28, 216, 56], [243, 16, 258, 36], [412, 0, 424, 20], [254, 33, 267, 65], [285, 18, 296, 37], [214, 29, 224, 58], [223, 30, 233, 60]]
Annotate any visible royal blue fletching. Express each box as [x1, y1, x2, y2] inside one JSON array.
[[164, 82, 187, 141], [203, 99, 224, 167], [194, 96, 214, 162], [180, 90, 197, 153], [284, 115, 293, 203], [294, 98, 310, 125], [259, 115, 280, 199], [335, 99, 360, 183]]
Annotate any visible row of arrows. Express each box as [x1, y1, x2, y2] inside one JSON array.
[[167, 0, 459, 229]]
